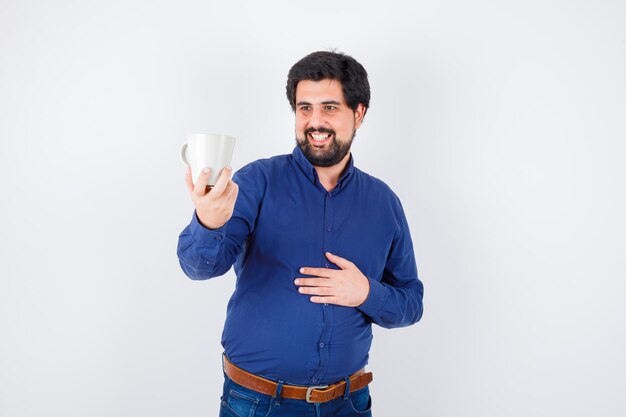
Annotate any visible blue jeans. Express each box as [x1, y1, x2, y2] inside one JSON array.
[[218, 374, 372, 417]]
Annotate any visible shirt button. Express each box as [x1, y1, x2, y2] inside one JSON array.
[[311, 378, 317, 383], [324, 263, 330, 268], [215, 235, 222, 241], [326, 226, 332, 232], [319, 343, 325, 348]]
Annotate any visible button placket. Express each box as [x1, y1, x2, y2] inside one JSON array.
[[322, 192, 333, 304], [311, 191, 335, 384]]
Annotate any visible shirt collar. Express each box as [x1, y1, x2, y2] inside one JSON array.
[[291, 146, 356, 189], [292, 146, 317, 183]]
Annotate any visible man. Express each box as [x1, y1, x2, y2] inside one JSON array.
[[177, 51, 424, 417]]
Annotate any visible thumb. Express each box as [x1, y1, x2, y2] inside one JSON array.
[[325, 252, 353, 270]]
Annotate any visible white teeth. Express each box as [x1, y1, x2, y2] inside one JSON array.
[[311, 133, 330, 141]]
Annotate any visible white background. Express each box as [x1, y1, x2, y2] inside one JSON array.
[[1, 1, 625, 416]]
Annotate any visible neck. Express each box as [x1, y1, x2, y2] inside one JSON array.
[[314, 152, 351, 192]]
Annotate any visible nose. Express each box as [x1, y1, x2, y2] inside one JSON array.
[[308, 106, 325, 129]]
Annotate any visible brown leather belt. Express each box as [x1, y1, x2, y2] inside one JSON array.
[[223, 355, 373, 403]]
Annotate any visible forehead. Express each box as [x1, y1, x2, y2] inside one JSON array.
[[295, 79, 346, 104]]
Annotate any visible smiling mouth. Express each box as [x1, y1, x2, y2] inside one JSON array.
[[308, 132, 333, 144]]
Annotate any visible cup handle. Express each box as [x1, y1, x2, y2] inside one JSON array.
[[180, 143, 189, 166]]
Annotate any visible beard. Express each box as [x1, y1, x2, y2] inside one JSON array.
[[296, 126, 356, 167]]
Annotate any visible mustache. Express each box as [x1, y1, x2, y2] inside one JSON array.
[[304, 127, 336, 136]]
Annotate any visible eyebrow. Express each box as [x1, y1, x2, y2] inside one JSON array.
[[296, 100, 342, 106]]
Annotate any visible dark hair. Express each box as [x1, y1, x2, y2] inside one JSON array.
[[286, 50, 370, 114]]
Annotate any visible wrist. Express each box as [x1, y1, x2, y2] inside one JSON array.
[[196, 211, 225, 230]]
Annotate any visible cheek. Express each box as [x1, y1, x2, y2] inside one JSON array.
[[295, 119, 307, 134], [335, 120, 350, 135]]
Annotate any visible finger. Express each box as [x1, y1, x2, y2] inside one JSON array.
[[310, 296, 339, 304], [294, 278, 331, 287], [217, 181, 237, 205], [298, 286, 332, 296], [210, 166, 233, 198], [224, 180, 238, 198], [325, 252, 354, 270], [299, 267, 336, 278], [226, 181, 239, 202], [193, 167, 211, 196], [184, 166, 193, 193]]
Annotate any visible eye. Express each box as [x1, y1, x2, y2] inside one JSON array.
[[324, 105, 337, 111], [299, 105, 311, 112]]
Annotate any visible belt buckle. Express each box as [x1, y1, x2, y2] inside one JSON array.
[[305, 385, 329, 403]]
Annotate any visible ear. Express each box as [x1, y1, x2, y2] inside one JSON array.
[[353, 103, 366, 129]]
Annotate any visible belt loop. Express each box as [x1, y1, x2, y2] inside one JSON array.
[[343, 376, 351, 400], [274, 380, 284, 407]]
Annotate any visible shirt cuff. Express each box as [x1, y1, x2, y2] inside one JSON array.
[[189, 211, 226, 264], [356, 277, 387, 318]]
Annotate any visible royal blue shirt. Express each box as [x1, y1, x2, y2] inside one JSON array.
[[177, 146, 423, 385]]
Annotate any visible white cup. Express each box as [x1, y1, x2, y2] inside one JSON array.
[[180, 133, 236, 186]]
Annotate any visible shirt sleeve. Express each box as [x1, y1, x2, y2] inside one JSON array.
[[356, 198, 424, 328], [176, 162, 266, 280]]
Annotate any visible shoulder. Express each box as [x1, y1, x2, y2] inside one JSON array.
[[233, 153, 292, 185], [352, 167, 409, 224], [353, 168, 412, 234], [354, 167, 402, 203], [235, 153, 290, 174]]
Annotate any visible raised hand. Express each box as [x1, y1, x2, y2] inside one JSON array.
[[185, 166, 238, 230]]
